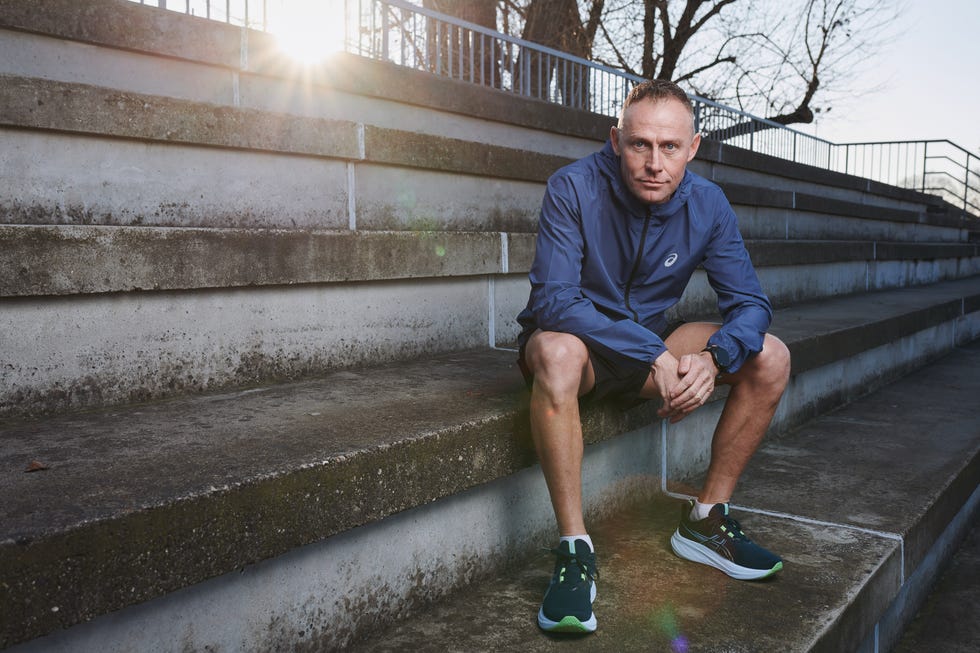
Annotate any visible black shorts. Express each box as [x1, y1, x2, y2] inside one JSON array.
[[517, 321, 685, 409]]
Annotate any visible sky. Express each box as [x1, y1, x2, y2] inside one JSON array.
[[803, 0, 980, 154]]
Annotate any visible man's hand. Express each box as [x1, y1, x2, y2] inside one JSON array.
[[652, 350, 719, 423]]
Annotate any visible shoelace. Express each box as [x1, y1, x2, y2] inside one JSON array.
[[546, 546, 599, 584], [718, 515, 751, 542]]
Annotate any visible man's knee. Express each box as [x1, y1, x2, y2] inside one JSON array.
[[752, 334, 791, 390], [525, 331, 590, 379]]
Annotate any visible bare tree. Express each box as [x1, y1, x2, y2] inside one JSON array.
[[431, 0, 899, 130], [730, 0, 899, 127]]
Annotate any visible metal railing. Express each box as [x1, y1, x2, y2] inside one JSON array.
[[130, 0, 979, 217], [346, 0, 634, 117], [129, 0, 268, 29], [831, 140, 979, 215]]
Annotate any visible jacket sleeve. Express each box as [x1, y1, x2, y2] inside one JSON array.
[[701, 200, 773, 373], [526, 174, 667, 368]]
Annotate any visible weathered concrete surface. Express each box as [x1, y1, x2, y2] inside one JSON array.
[[4, 424, 662, 653], [0, 349, 522, 647], [3, 65, 964, 241], [239, 65, 604, 159], [0, 26, 237, 105], [347, 341, 980, 653], [2, 281, 979, 648], [495, 274, 532, 345], [349, 496, 900, 653], [0, 128, 352, 230], [353, 164, 544, 233], [720, 343, 980, 578], [0, 348, 662, 648], [0, 74, 362, 158], [735, 205, 967, 244], [722, 181, 928, 226], [0, 226, 506, 296], [767, 278, 980, 373], [893, 520, 980, 653], [0, 0, 242, 69], [870, 484, 980, 653], [0, 75, 575, 183], [6, 225, 976, 298], [0, 277, 498, 418], [0, 0, 971, 236]]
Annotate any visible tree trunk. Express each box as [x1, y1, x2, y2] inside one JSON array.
[[423, 0, 500, 88], [516, 0, 602, 108]]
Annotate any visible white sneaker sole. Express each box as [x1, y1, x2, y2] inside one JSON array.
[[671, 529, 782, 580]]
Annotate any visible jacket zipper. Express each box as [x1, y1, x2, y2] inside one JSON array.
[[623, 211, 652, 322]]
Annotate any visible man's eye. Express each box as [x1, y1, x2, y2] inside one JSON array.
[[632, 141, 648, 150]]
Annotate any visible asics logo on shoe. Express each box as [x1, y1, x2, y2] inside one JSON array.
[[681, 526, 734, 560], [664, 253, 679, 267]]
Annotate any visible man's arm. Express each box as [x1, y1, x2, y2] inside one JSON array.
[[700, 203, 773, 373]]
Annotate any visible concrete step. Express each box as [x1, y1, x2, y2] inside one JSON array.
[[3, 224, 977, 421], [2, 276, 979, 650], [894, 519, 980, 653], [720, 181, 972, 243], [1, 66, 971, 243], [349, 340, 980, 653], [4, 226, 976, 300]]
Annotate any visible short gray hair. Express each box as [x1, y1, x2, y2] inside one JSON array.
[[618, 79, 695, 132]]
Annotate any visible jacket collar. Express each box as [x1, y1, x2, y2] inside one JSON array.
[[597, 140, 692, 219]]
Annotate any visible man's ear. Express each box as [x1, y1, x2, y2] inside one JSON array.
[[610, 126, 621, 155], [687, 133, 701, 162]]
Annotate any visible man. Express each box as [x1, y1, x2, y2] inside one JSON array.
[[516, 79, 791, 634]]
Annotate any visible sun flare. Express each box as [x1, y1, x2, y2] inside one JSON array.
[[269, 1, 347, 64]]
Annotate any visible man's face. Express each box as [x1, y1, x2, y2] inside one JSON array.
[[610, 97, 701, 205]]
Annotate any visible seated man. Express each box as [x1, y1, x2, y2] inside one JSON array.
[[516, 79, 791, 634]]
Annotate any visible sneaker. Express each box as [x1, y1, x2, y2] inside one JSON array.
[[670, 500, 783, 580], [537, 539, 598, 633]]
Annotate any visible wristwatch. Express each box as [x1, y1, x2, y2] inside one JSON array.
[[702, 344, 731, 375]]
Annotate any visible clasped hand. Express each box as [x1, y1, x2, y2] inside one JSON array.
[[651, 350, 718, 423]]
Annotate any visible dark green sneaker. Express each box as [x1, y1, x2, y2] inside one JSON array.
[[537, 538, 598, 633], [671, 500, 783, 580]]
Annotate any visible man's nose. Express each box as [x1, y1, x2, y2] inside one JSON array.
[[645, 147, 663, 172]]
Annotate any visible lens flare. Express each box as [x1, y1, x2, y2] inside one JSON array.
[[652, 603, 690, 652], [269, 1, 345, 64]]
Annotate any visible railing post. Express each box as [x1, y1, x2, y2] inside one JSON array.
[[380, 0, 388, 60], [921, 142, 928, 193], [964, 154, 972, 212]]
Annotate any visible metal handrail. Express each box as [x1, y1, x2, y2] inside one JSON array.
[[129, 0, 978, 217]]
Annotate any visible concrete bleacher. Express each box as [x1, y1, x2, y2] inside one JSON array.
[[1, 1, 978, 651]]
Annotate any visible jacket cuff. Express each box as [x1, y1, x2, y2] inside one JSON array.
[[706, 331, 745, 374]]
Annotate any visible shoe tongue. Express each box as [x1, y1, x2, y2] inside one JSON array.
[[573, 538, 592, 554], [559, 539, 592, 555], [561, 538, 592, 555], [709, 503, 730, 518]]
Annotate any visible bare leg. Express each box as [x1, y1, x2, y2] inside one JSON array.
[[523, 330, 596, 536], [660, 323, 791, 504]]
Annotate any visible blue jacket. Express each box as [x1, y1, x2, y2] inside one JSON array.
[[517, 140, 771, 374]]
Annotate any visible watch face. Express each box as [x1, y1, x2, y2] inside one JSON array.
[[712, 346, 731, 369]]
